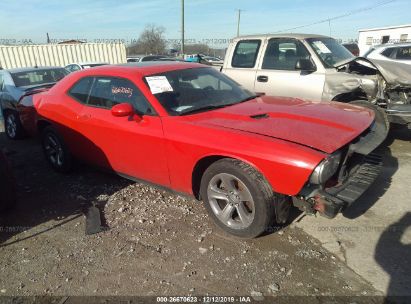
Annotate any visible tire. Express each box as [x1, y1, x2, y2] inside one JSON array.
[[41, 126, 72, 173], [0, 151, 16, 212], [200, 158, 290, 238], [4, 111, 25, 140]]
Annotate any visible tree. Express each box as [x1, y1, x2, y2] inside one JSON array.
[[184, 44, 210, 55], [128, 24, 167, 55]]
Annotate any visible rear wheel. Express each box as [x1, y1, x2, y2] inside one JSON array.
[[4, 111, 25, 140], [41, 126, 72, 173], [200, 158, 290, 238]]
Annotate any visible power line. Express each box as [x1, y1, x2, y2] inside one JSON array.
[[273, 0, 397, 33]]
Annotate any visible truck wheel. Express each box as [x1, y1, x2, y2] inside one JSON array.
[[200, 158, 290, 238], [0, 150, 16, 212], [4, 111, 25, 140], [41, 126, 72, 173]]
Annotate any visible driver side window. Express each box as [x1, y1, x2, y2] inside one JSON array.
[[262, 38, 311, 70], [88, 77, 155, 115]]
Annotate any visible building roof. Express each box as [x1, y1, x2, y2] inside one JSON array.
[[359, 24, 411, 32]]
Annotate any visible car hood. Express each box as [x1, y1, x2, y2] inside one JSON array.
[[189, 96, 374, 154], [335, 57, 411, 87]]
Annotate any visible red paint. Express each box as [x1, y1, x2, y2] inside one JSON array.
[[19, 64, 375, 197], [111, 103, 134, 117]]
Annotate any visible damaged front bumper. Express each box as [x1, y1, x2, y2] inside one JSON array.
[[294, 116, 386, 218], [386, 104, 411, 125], [294, 152, 382, 218]]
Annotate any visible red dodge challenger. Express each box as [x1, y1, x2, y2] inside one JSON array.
[[18, 62, 387, 238]]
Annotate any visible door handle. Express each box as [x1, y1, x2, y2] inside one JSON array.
[[257, 75, 268, 82]]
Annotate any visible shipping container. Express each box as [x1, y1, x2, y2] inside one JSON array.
[[0, 43, 127, 69]]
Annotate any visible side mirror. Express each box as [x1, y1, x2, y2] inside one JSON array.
[[111, 103, 134, 117], [295, 59, 316, 72]]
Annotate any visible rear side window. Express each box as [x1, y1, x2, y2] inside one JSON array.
[[88, 77, 154, 115], [68, 77, 94, 103], [11, 69, 68, 87], [396, 47, 411, 60], [232, 40, 261, 68]]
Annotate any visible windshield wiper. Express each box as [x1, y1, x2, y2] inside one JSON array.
[[179, 95, 259, 116], [237, 94, 259, 103], [180, 104, 230, 116]]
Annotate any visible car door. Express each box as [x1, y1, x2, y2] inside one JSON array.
[[76, 76, 170, 187], [222, 39, 262, 93], [254, 38, 325, 100]]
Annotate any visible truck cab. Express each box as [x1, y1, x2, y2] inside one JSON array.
[[222, 34, 411, 127], [222, 34, 358, 102]]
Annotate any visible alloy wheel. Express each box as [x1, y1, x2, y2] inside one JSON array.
[[44, 133, 64, 167], [5, 114, 17, 138], [207, 173, 255, 229]]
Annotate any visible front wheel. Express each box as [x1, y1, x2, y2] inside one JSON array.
[[200, 159, 290, 238], [41, 126, 72, 173]]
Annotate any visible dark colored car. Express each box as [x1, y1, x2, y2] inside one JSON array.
[[18, 62, 386, 238], [0, 66, 68, 139], [0, 149, 16, 212], [342, 43, 360, 56]]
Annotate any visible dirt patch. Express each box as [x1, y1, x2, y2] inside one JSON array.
[[0, 132, 380, 298]]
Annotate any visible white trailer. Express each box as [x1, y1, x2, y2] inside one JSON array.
[[0, 43, 127, 69], [358, 24, 411, 56]]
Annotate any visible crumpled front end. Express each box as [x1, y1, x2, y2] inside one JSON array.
[[372, 60, 411, 125], [327, 57, 411, 126], [293, 114, 387, 218]]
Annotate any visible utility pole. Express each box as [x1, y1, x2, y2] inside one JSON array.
[[181, 0, 185, 55], [237, 9, 241, 37]]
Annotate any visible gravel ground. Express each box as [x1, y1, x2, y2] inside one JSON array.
[[0, 130, 383, 302]]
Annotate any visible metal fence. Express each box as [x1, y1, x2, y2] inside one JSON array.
[[0, 43, 127, 69]]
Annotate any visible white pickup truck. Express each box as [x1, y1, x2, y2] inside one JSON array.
[[221, 33, 411, 127]]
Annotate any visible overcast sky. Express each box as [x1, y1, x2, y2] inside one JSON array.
[[0, 0, 409, 46]]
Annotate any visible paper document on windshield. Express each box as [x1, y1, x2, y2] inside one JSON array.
[[145, 76, 173, 94], [313, 41, 331, 54]]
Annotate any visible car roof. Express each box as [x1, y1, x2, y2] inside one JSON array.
[[2, 66, 64, 73], [72, 62, 205, 77], [235, 33, 331, 40], [372, 42, 411, 49]]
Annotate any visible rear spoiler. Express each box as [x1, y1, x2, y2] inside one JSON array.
[[18, 87, 50, 103]]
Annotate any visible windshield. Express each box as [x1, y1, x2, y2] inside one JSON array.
[[145, 67, 254, 116], [306, 37, 354, 68], [11, 68, 68, 87]]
